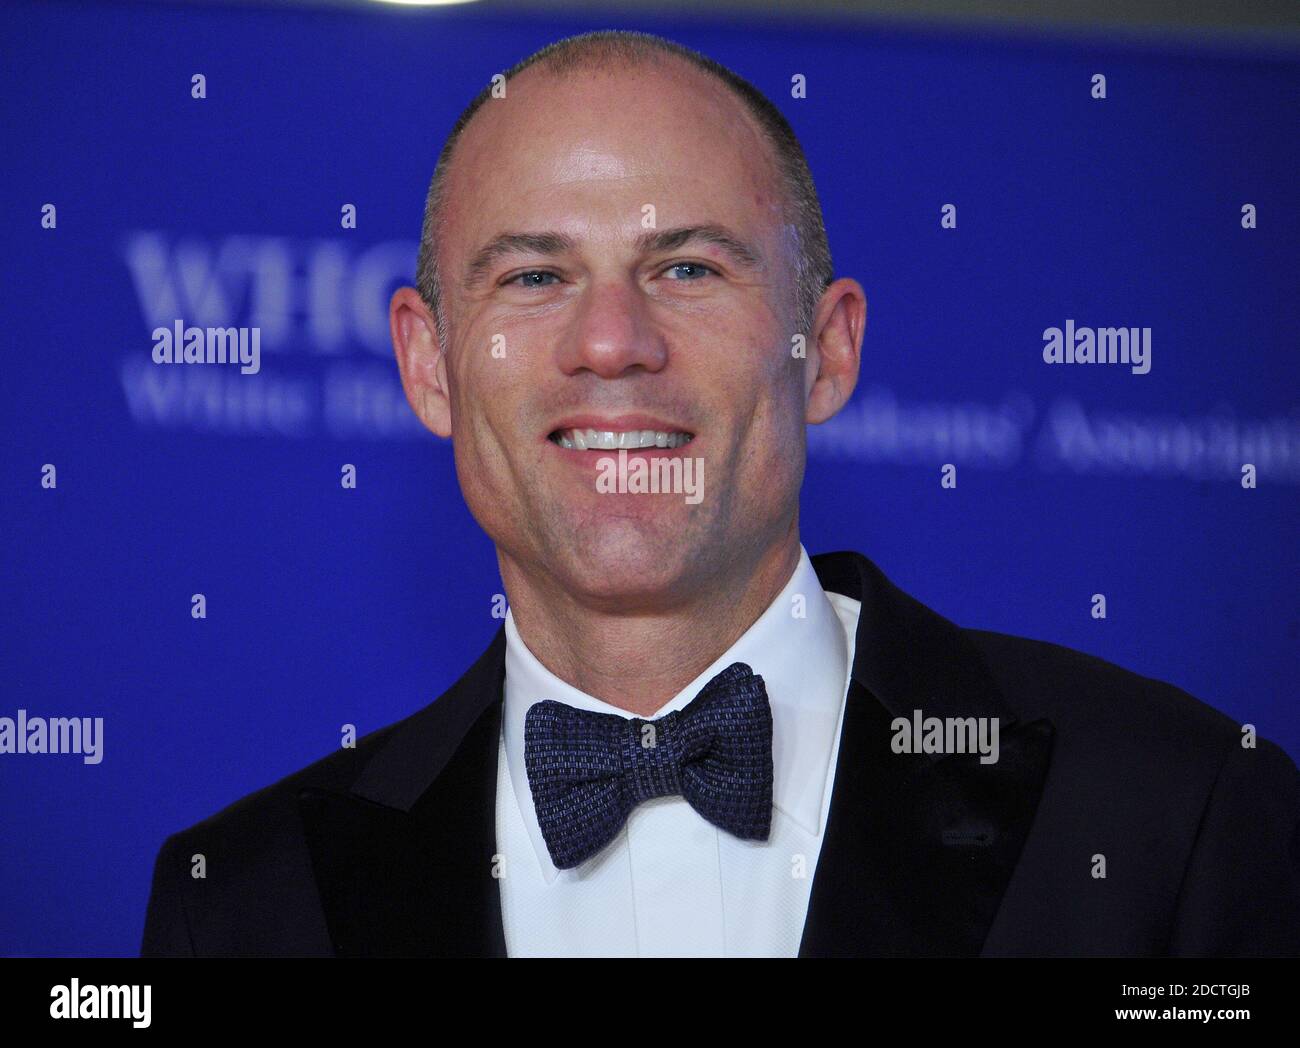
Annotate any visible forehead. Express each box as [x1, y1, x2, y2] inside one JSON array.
[[439, 59, 788, 271]]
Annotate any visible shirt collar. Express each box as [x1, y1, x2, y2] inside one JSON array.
[[502, 543, 851, 883]]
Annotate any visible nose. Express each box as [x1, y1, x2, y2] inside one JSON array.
[[555, 277, 669, 379]]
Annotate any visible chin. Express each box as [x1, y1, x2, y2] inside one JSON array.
[[550, 526, 701, 608]]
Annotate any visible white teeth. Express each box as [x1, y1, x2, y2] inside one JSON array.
[[552, 427, 693, 450]]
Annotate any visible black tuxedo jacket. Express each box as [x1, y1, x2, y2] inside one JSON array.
[[141, 550, 1300, 957]]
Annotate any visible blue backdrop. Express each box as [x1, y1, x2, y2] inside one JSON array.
[[2, 1, 1296, 956]]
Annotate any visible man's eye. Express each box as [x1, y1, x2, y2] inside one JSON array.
[[663, 262, 717, 281], [506, 270, 559, 288]]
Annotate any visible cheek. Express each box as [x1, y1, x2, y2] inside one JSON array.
[[732, 376, 806, 488], [447, 352, 555, 510], [446, 326, 530, 442]]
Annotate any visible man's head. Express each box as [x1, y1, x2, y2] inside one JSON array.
[[391, 30, 865, 613], [415, 33, 835, 350]]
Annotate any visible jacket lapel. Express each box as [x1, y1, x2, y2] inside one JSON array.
[[297, 626, 508, 957], [799, 551, 1055, 956]]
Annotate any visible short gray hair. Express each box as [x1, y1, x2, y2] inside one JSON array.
[[414, 29, 833, 348]]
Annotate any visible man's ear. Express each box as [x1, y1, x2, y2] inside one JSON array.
[[390, 286, 452, 438], [804, 277, 866, 425]]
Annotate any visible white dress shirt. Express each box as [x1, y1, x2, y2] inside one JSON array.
[[494, 544, 862, 957]]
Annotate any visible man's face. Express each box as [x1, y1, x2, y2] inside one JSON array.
[[423, 62, 816, 610]]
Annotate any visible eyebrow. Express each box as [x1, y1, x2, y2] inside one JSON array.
[[462, 224, 765, 289]]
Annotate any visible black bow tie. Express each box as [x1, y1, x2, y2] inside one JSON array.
[[524, 662, 775, 869]]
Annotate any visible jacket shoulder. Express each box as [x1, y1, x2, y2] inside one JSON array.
[[171, 706, 413, 844], [140, 702, 432, 957], [964, 627, 1249, 750]]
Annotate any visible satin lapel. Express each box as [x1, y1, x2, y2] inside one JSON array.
[[800, 552, 1056, 957], [297, 627, 509, 957]]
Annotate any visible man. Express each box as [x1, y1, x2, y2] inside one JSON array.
[[141, 30, 1300, 957]]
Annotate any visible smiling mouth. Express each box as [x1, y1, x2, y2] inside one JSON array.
[[548, 427, 695, 450]]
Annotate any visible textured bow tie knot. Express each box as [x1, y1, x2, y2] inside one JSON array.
[[524, 662, 775, 869], [619, 708, 685, 801]]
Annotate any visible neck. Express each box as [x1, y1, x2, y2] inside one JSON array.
[[501, 527, 802, 716]]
